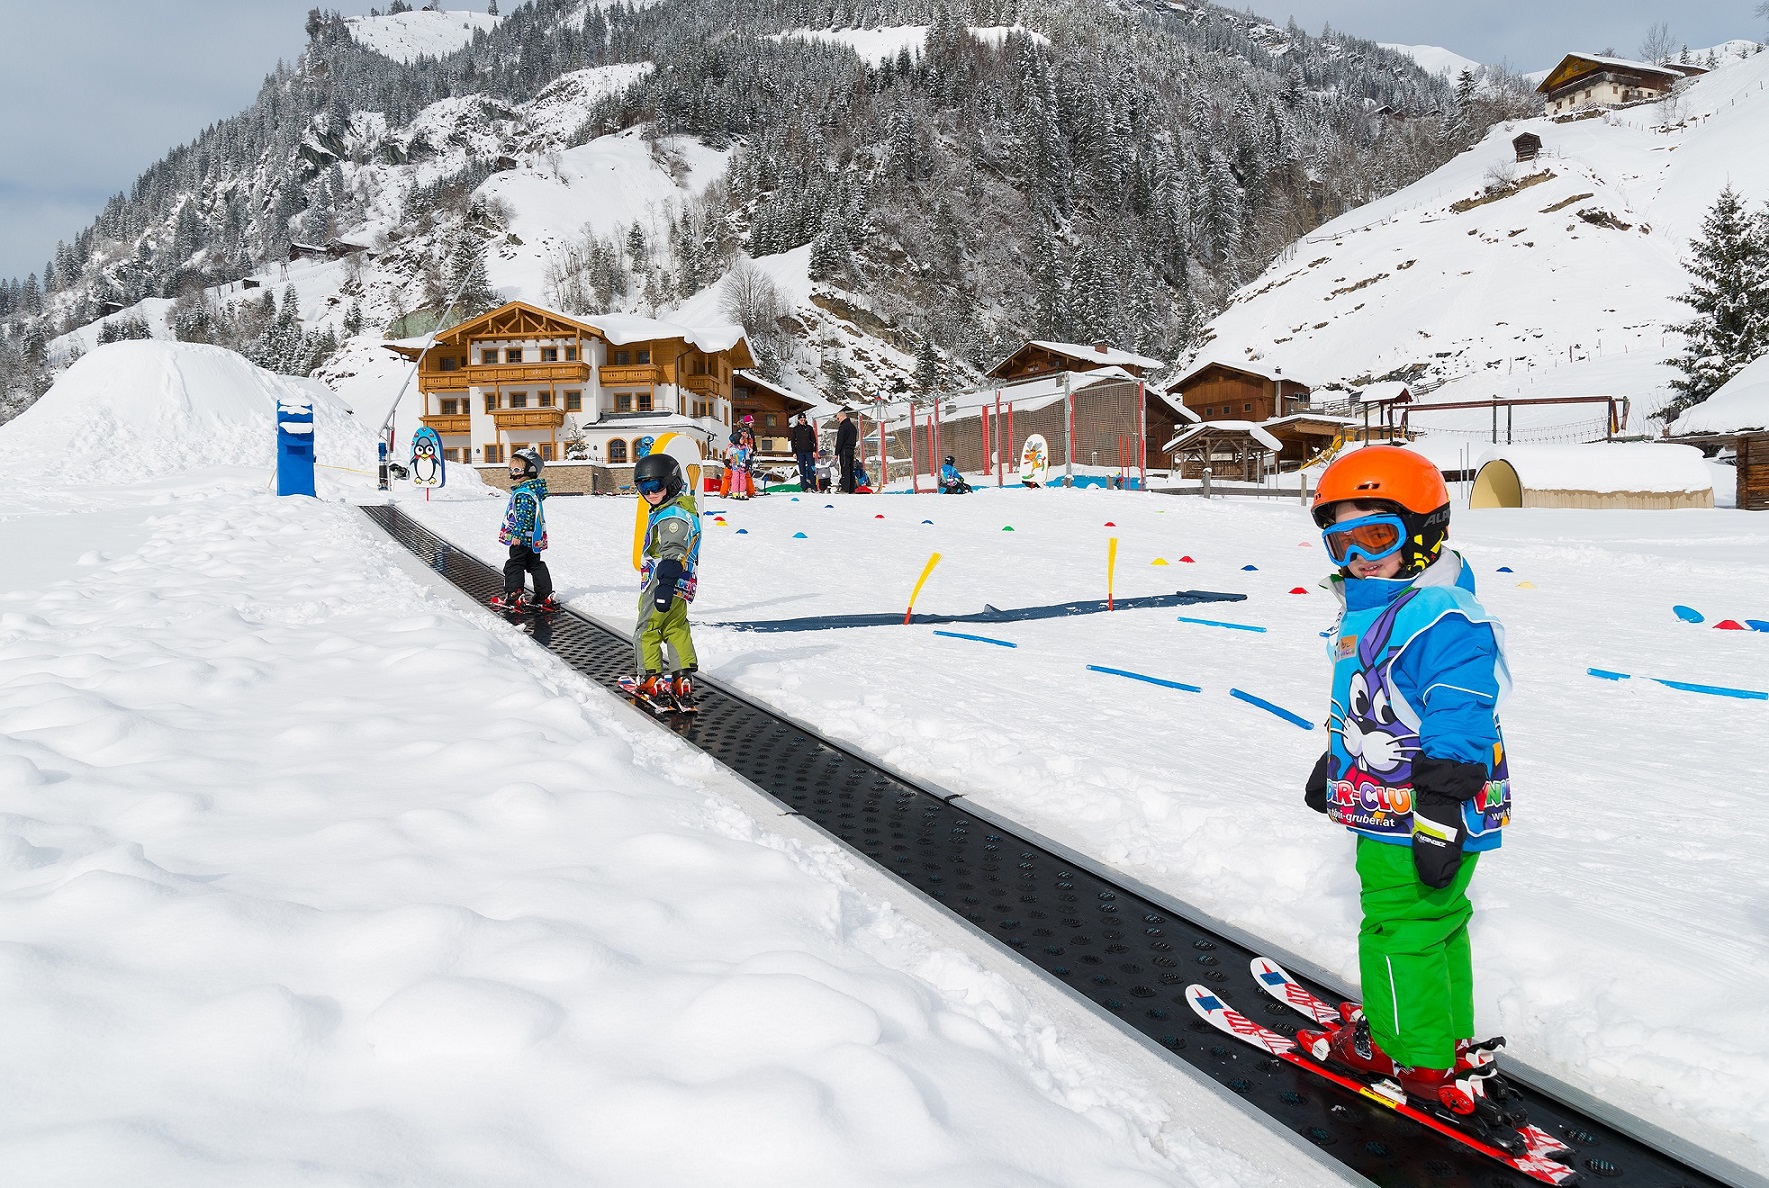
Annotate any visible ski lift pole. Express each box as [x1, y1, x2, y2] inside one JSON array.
[[1063, 370, 1074, 486], [375, 248, 483, 489]]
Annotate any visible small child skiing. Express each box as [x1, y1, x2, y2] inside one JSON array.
[[622, 453, 701, 712], [938, 455, 971, 494], [727, 416, 757, 500], [1300, 446, 1521, 1146], [492, 447, 557, 612]]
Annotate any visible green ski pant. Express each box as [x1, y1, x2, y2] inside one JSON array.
[[635, 587, 697, 675], [1355, 837, 1480, 1070]]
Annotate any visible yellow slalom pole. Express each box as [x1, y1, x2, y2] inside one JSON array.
[[904, 552, 943, 624], [1107, 537, 1119, 611]]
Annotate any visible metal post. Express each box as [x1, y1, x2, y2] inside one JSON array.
[[982, 397, 991, 483], [1063, 371, 1074, 487], [1492, 400, 1498, 444], [909, 401, 919, 493], [933, 397, 942, 477], [1507, 404, 1513, 445], [1007, 402, 1015, 481], [1300, 468, 1310, 506], [1202, 467, 1212, 499], [1137, 380, 1147, 491], [876, 402, 887, 491]]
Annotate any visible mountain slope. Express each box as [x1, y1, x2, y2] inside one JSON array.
[[1191, 42, 1769, 438]]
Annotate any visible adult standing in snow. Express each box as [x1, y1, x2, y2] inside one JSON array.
[[789, 413, 817, 492], [1297, 446, 1521, 1148], [835, 408, 858, 493]]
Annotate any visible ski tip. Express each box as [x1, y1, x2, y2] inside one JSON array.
[[1250, 955, 1293, 986]]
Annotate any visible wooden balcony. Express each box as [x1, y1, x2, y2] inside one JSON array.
[[683, 373, 720, 397], [420, 413, 472, 436], [462, 362, 591, 386], [600, 364, 664, 386], [490, 407, 567, 433]]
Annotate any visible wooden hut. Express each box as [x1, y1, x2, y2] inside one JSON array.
[[1169, 360, 1312, 423], [1512, 132, 1543, 162], [1163, 421, 1285, 482]]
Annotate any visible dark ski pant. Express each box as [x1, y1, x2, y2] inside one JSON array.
[[839, 450, 857, 492], [1356, 837, 1479, 1070], [796, 452, 816, 491], [504, 544, 553, 598]]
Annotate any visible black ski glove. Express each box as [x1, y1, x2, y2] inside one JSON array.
[[1410, 757, 1487, 889], [653, 558, 685, 612], [1304, 751, 1332, 815]]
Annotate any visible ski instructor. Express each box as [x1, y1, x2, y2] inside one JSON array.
[[1298, 445, 1522, 1147]]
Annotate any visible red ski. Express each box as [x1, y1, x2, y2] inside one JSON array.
[[1185, 984, 1579, 1185]]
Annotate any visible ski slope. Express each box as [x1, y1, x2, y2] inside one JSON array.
[[345, 9, 500, 63], [1196, 46, 1769, 437], [1379, 44, 1485, 80], [408, 486, 1769, 1174]]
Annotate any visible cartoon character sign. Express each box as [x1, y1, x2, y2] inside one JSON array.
[[409, 426, 446, 488], [1019, 433, 1049, 487]]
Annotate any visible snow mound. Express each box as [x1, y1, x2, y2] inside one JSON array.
[[345, 9, 498, 64], [0, 340, 373, 485], [1380, 43, 1484, 80], [1673, 351, 1769, 435], [1475, 442, 1713, 492]]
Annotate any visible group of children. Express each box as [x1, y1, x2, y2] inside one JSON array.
[[489, 439, 1525, 1147]]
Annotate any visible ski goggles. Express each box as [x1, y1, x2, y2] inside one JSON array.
[[636, 477, 668, 495], [1321, 513, 1408, 566]]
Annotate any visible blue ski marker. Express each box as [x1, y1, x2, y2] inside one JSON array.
[[1085, 665, 1201, 692], [1177, 614, 1268, 633], [933, 630, 1016, 648], [1230, 688, 1314, 729], [1587, 668, 1631, 681]]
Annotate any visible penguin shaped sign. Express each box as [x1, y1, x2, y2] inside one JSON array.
[[410, 427, 446, 489]]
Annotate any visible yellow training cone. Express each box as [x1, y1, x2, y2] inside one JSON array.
[[1151, 557, 1170, 567], [1515, 581, 1537, 589]]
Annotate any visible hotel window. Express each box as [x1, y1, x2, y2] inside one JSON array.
[[440, 398, 460, 415], [564, 391, 582, 411], [509, 392, 529, 409], [538, 392, 554, 407], [613, 350, 630, 366], [616, 394, 633, 413], [637, 392, 653, 412], [1243, 403, 1253, 412], [608, 439, 628, 463], [565, 346, 578, 361], [480, 349, 497, 365], [484, 444, 503, 463], [439, 356, 458, 372], [443, 448, 462, 463], [483, 393, 499, 413], [506, 348, 524, 364], [636, 349, 651, 364], [539, 443, 555, 461], [764, 413, 778, 428], [540, 347, 558, 362]]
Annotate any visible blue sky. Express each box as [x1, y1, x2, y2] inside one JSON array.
[[0, 1, 1758, 282]]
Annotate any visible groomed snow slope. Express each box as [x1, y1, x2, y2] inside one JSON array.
[[345, 9, 500, 63], [1197, 48, 1769, 436], [409, 488, 1769, 1173], [0, 340, 375, 488], [1379, 44, 1484, 80]]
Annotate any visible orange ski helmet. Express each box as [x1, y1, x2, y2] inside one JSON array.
[[1312, 445, 1451, 573]]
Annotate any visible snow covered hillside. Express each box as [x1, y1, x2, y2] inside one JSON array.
[[409, 485, 1769, 1173], [1195, 44, 1769, 436], [345, 8, 500, 64], [1379, 44, 1485, 80]]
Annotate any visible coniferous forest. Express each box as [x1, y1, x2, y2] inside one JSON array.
[[0, 0, 1537, 418]]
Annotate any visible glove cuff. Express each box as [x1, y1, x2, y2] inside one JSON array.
[[1413, 756, 1489, 802]]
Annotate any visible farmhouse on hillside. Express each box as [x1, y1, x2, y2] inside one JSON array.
[[1536, 53, 1681, 116], [984, 339, 1163, 382], [387, 300, 754, 491]]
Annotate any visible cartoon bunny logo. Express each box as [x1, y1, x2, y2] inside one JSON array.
[[1328, 590, 1422, 832]]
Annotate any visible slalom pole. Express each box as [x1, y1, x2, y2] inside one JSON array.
[[1107, 537, 1119, 612], [904, 552, 943, 624]]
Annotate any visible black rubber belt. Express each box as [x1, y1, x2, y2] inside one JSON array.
[[365, 505, 1725, 1188]]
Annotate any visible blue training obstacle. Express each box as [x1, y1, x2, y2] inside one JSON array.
[[1586, 668, 1767, 701], [933, 630, 1017, 648], [708, 590, 1246, 632], [1230, 688, 1314, 729], [1177, 615, 1267, 633], [1673, 605, 1704, 623], [1086, 665, 1200, 693]]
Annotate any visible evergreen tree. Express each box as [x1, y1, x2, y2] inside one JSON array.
[[443, 234, 498, 321], [914, 336, 939, 396], [1662, 187, 1769, 419]]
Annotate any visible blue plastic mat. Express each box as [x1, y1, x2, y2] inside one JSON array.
[[709, 590, 1246, 633]]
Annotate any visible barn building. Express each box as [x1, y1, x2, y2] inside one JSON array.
[[1537, 53, 1681, 116], [1168, 360, 1312, 424], [985, 339, 1163, 383]]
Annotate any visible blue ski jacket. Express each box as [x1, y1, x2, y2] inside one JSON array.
[[499, 478, 548, 549]]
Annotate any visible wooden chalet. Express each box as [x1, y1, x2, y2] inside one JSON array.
[[733, 370, 817, 457], [985, 339, 1163, 382], [386, 301, 754, 490], [1537, 53, 1680, 116], [1169, 360, 1311, 423]]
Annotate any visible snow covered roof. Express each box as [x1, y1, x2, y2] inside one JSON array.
[[1261, 412, 1358, 429], [985, 340, 1163, 378], [1356, 381, 1412, 404], [1473, 443, 1713, 493], [1171, 356, 1312, 390], [1537, 52, 1681, 93], [1163, 421, 1285, 453], [587, 313, 748, 355], [1671, 353, 1769, 435], [734, 369, 817, 411]]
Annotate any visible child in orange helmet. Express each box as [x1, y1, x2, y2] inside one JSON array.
[[1299, 445, 1525, 1150]]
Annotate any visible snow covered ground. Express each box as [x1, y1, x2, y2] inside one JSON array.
[[0, 359, 1348, 1184], [1379, 44, 1485, 81], [346, 9, 501, 64], [408, 485, 1769, 1173]]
